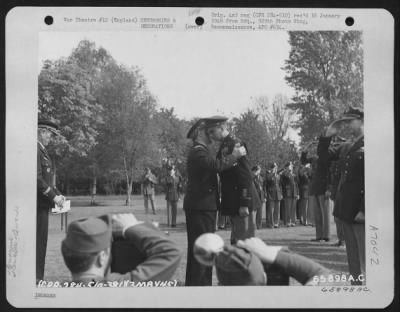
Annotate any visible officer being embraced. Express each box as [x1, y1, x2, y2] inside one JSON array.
[[61, 213, 182, 284]]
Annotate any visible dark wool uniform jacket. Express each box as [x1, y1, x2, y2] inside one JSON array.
[[300, 151, 330, 196], [74, 223, 182, 284], [183, 142, 238, 212], [298, 166, 312, 199], [317, 136, 365, 224], [217, 135, 261, 216], [164, 175, 181, 201], [37, 142, 60, 208], [280, 171, 299, 199], [264, 171, 283, 201]]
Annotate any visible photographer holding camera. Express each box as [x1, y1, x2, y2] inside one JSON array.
[[61, 213, 182, 284]]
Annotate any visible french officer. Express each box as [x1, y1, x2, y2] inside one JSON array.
[[184, 116, 246, 286], [37, 119, 65, 282]]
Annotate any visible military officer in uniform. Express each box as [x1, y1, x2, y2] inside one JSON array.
[[207, 117, 261, 245], [318, 107, 365, 284], [37, 119, 65, 282], [280, 161, 300, 227], [184, 116, 247, 286], [301, 141, 331, 241], [141, 168, 158, 214], [264, 162, 283, 228], [252, 165, 265, 229]]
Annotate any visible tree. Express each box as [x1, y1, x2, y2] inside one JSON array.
[[97, 63, 160, 204], [283, 31, 363, 143], [38, 57, 104, 194], [249, 94, 299, 167], [233, 110, 270, 169]]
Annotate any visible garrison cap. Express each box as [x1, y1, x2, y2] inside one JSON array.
[[38, 119, 60, 136], [62, 214, 112, 254], [186, 116, 228, 139], [215, 245, 266, 286]]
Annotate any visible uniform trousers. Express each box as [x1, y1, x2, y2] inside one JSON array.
[[298, 198, 309, 225], [217, 211, 227, 229], [166, 200, 177, 226], [266, 200, 280, 227], [185, 210, 216, 286], [283, 198, 297, 225], [144, 194, 156, 214], [335, 217, 345, 241], [255, 202, 263, 229], [229, 210, 256, 244], [342, 222, 365, 285], [37, 204, 49, 282], [310, 195, 330, 239]]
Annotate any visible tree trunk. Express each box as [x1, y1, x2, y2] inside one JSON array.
[[90, 176, 97, 205], [126, 178, 132, 205], [66, 179, 71, 196]]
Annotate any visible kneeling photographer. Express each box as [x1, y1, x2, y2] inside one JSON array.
[[61, 213, 182, 284]]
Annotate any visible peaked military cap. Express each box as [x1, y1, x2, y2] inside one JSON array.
[[38, 119, 60, 136], [186, 116, 228, 139], [62, 214, 112, 254], [335, 107, 364, 122], [215, 245, 266, 286]]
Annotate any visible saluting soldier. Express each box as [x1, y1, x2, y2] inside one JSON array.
[[301, 141, 331, 242], [298, 163, 312, 226], [280, 161, 299, 227], [318, 107, 365, 285], [37, 119, 65, 282], [252, 165, 265, 229], [207, 118, 261, 245], [184, 117, 247, 286], [264, 162, 283, 228], [141, 168, 158, 214]]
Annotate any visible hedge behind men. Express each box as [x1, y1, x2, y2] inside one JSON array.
[[61, 213, 182, 283], [37, 119, 64, 282], [318, 107, 365, 285], [208, 118, 261, 244], [184, 117, 246, 286]]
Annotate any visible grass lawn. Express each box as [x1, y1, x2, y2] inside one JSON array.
[[44, 195, 349, 286]]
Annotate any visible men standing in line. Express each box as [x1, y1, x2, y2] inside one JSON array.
[[37, 119, 65, 283], [184, 116, 247, 286], [301, 142, 331, 242], [298, 163, 312, 226], [264, 162, 283, 228], [252, 165, 265, 229], [207, 118, 261, 245], [280, 161, 299, 227], [141, 167, 158, 214], [163, 165, 181, 227], [318, 108, 365, 284]]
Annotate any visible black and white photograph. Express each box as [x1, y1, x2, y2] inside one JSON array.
[[6, 7, 394, 308]]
